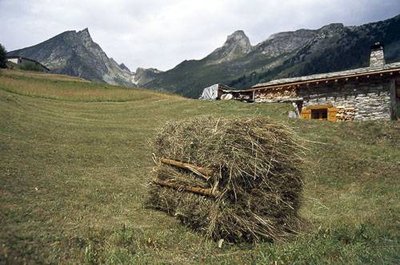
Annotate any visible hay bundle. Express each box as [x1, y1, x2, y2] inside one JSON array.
[[147, 116, 305, 242]]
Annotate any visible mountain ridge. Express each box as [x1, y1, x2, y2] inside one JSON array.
[[7, 14, 400, 97], [142, 14, 400, 97]]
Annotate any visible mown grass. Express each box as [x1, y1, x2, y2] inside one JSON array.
[[0, 69, 399, 264], [0, 69, 179, 102]]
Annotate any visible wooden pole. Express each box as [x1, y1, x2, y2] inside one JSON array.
[[153, 179, 220, 198], [160, 158, 213, 180]]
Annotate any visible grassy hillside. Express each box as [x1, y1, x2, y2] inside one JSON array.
[[0, 69, 399, 264]]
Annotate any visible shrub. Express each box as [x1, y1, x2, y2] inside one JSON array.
[[19, 61, 44, 72]]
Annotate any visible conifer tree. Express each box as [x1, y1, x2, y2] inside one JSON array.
[[0, 43, 7, 68]]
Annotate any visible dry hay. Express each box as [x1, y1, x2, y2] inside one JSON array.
[[147, 116, 305, 242]]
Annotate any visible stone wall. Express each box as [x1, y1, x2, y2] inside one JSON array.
[[254, 87, 297, 102], [298, 79, 393, 121], [336, 107, 356, 121]]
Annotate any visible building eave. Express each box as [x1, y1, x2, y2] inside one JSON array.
[[250, 62, 400, 91]]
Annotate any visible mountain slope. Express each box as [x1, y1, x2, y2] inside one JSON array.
[[7, 29, 137, 87], [144, 14, 400, 98]]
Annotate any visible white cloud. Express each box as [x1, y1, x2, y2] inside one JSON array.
[[1, 0, 399, 71]]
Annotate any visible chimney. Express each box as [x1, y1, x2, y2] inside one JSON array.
[[369, 42, 385, 68]]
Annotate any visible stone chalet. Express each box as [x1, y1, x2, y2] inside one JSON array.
[[216, 43, 400, 121]]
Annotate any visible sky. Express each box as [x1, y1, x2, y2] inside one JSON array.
[[1, 0, 400, 71]]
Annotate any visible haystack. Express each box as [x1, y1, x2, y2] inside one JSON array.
[[147, 116, 305, 242]]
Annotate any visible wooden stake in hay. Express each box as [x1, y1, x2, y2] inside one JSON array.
[[147, 116, 305, 242]]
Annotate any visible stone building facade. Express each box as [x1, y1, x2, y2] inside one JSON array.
[[217, 43, 400, 121], [297, 78, 395, 121]]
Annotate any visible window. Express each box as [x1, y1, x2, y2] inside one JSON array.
[[301, 104, 337, 122], [311, 108, 328, 120]]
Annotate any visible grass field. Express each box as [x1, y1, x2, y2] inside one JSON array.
[[0, 69, 399, 264]]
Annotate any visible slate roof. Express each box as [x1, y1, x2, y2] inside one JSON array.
[[252, 62, 400, 89]]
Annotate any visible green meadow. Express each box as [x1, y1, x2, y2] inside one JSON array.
[[0, 69, 399, 264]]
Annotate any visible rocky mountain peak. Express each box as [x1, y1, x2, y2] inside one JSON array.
[[226, 30, 248, 42], [76, 28, 94, 46], [223, 30, 252, 53], [7, 28, 137, 87], [207, 30, 253, 64], [78, 28, 91, 38]]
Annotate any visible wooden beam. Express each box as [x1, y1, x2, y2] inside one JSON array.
[[160, 158, 213, 180], [153, 179, 220, 198]]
